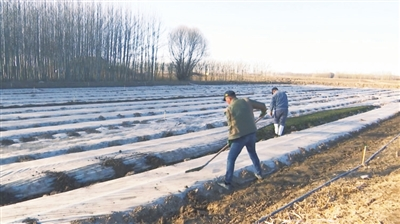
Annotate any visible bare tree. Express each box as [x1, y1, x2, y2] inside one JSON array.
[[4, 1, 274, 84], [168, 26, 207, 81], [148, 18, 161, 81]]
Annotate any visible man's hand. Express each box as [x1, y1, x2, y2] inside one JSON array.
[[269, 111, 273, 117]]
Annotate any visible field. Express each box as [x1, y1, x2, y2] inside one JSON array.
[[163, 113, 400, 224], [1, 83, 399, 223]]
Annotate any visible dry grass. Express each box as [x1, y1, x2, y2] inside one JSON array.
[[192, 73, 400, 89], [267, 170, 400, 224], [2, 73, 399, 90]]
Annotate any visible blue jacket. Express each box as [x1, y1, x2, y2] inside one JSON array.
[[270, 90, 288, 111]]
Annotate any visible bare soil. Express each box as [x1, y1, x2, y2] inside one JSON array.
[[161, 113, 400, 224]]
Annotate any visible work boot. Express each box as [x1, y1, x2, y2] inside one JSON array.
[[278, 126, 285, 136], [217, 182, 232, 190], [274, 124, 279, 135], [255, 173, 263, 180]]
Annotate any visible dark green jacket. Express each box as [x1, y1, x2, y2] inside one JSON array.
[[225, 98, 267, 140]]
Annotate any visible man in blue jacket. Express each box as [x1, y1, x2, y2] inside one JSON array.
[[269, 87, 289, 136]]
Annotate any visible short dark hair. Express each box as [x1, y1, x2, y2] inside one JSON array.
[[223, 90, 236, 101], [271, 87, 278, 95]]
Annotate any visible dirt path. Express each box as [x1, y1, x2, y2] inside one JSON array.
[[164, 113, 400, 224]]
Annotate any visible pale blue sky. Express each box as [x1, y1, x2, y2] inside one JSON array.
[[124, 1, 399, 75]]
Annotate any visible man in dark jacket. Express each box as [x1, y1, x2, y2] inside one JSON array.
[[218, 90, 267, 190], [269, 87, 289, 136]]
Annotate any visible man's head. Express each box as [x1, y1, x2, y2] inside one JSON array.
[[271, 87, 278, 95], [223, 90, 236, 103]]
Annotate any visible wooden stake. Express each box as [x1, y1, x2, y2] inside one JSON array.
[[362, 145, 367, 166]]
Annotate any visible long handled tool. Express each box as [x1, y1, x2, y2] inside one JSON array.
[[185, 116, 264, 173], [185, 143, 229, 173]]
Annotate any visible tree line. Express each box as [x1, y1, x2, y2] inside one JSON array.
[[0, 0, 270, 84]]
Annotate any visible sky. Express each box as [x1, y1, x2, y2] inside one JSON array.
[[2, 84, 400, 223], [124, 1, 399, 75]]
